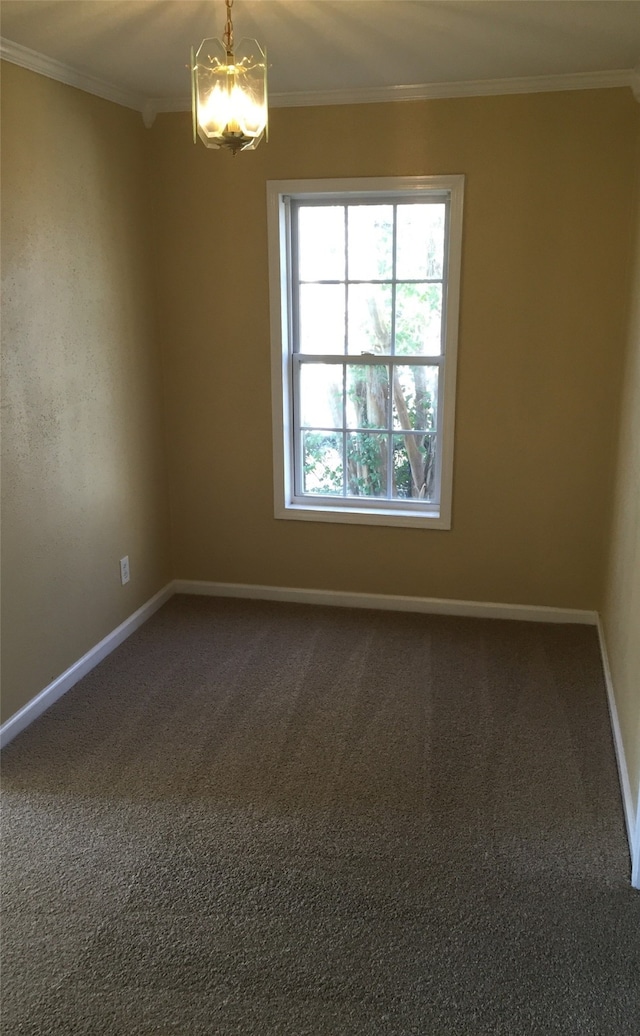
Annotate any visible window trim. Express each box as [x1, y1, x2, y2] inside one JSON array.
[[267, 176, 464, 530]]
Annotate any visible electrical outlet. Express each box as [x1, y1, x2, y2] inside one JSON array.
[[120, 556, 130, 585]]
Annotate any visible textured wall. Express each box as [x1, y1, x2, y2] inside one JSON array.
[[150, 89, 637, 610], [1, 63, 171, 722], [2, 68, 638, 746], [602, 107, 640, 822]]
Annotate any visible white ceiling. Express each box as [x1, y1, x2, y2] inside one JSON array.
[[1, 0, 639, 116]]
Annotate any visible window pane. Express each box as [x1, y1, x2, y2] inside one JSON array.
[[396, 203, 445, 280], [298, 206, 344, 281], [347, 205, 393, 280], [347, 283, 392, 354], [299, 284, 345, 354], [300, 364, 343, 428], [395, 282, 442, 356], [392, 366, 438, 432], [303, 431, 343, 495], [347, 433, 389, 497], [392, 433, 437, 501], [346, 365, 389, 429]]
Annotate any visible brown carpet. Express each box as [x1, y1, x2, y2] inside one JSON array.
[[1, 594, 639, 1034]]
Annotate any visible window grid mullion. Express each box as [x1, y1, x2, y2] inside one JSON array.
[[298, 278, 443, 285], [387, 363, 393, 500], [294, 367, 301, 496], [294, 355, 444, 367], [388, 204, 399, 498], [297, 424, 436, 436], [342, 366, 348, 497], [433, 199, 450, 504], [290, 203, 300, 496], [342, 206, 348, 496]]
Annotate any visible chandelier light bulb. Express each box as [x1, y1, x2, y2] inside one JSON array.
[[191, 0, 268, 154]]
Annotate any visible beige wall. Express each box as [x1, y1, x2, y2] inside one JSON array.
[[2, 70, 638, 734], [1, 63, 171, 723], [150, 89, 637, 609], [602, 106, 640, 822]]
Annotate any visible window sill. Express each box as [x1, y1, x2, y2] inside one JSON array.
[[276, 502, 451, 530]]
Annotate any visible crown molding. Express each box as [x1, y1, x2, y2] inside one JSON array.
[[150, 69, 638, 121], [2, 35, 637, 122], [0, 37, 146, 113], [267, 68, 635, 108]]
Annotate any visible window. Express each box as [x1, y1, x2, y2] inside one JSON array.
[[267, 176, 464, 529]]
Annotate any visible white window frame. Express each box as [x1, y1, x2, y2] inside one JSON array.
[[267, 176, 464, 529]]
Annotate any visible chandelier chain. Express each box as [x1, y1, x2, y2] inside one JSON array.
[[223, 0, 234, 54]]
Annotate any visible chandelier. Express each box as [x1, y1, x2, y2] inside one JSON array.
[[191, 0, 268, 155]]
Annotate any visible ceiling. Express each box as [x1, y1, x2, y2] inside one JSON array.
[[1, 0, 639, 117]]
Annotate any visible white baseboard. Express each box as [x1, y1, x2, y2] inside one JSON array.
[[633, 795, 640, 890], [173, 579, 598, 625], [597, 619, 639, 888], [0, 582, 174, 749]]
